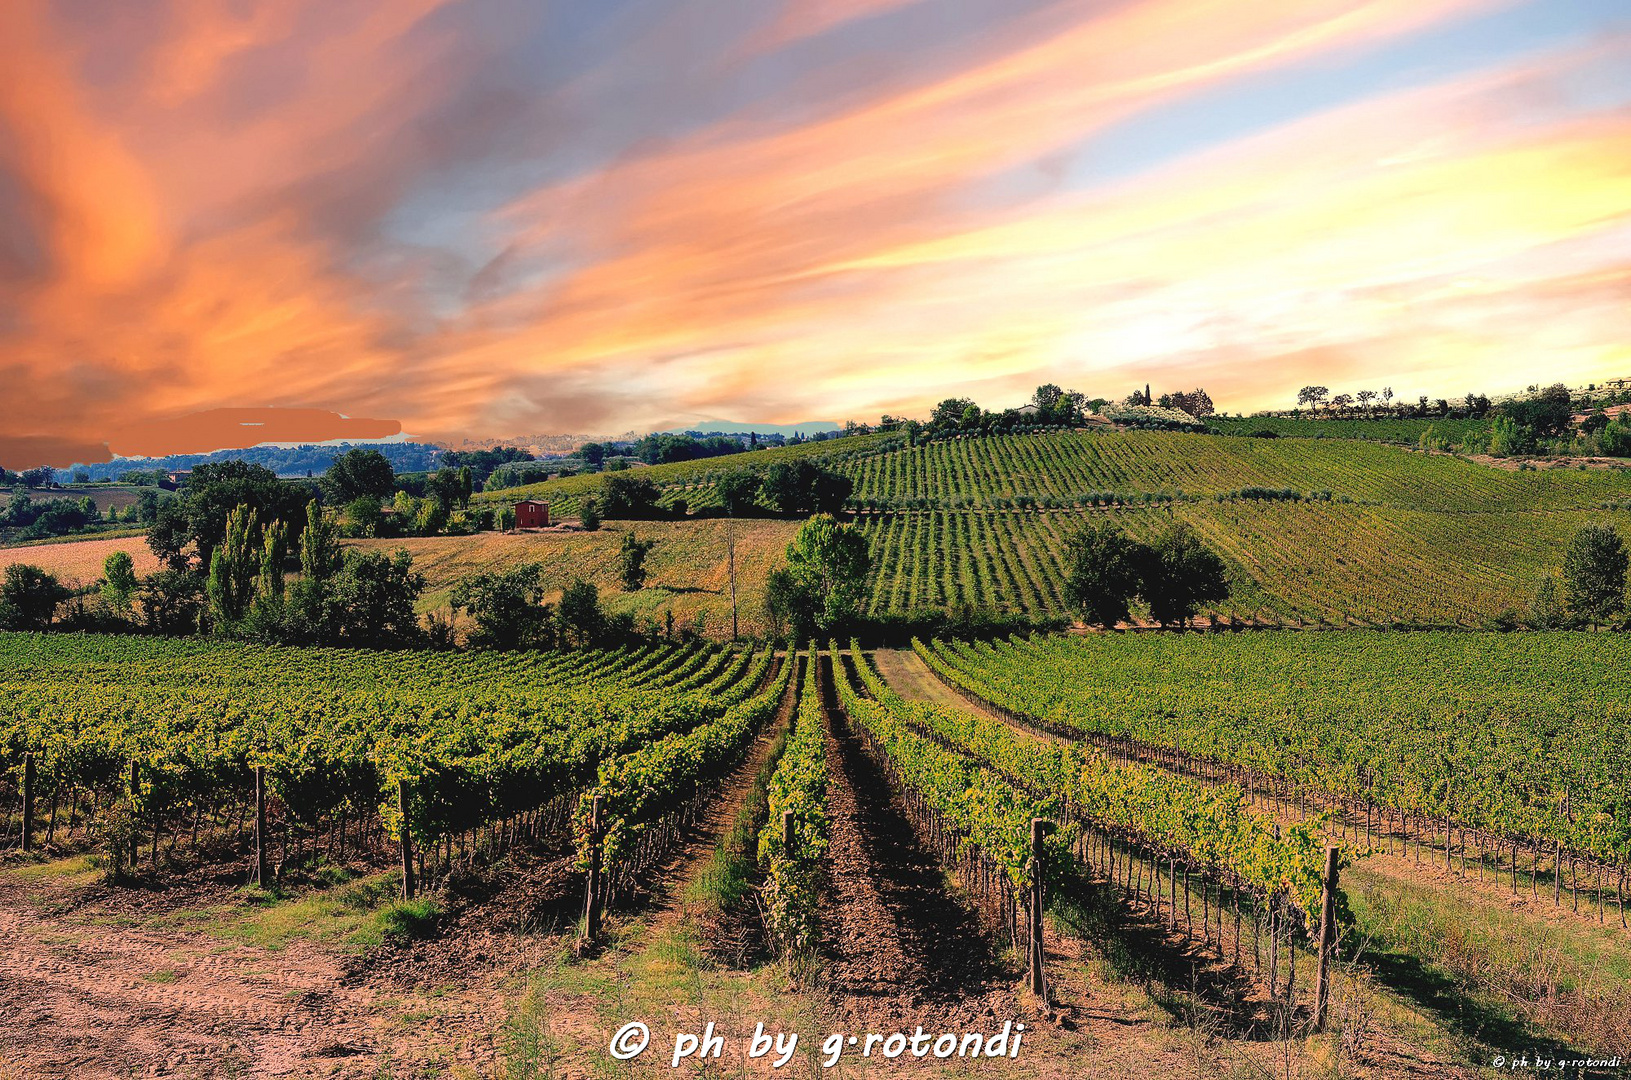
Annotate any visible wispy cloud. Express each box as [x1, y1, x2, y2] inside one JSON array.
[[1, 0, 1626, 466]]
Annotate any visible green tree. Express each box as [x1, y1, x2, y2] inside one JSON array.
[[556, 578, 605, 648], [1500, 382, 1573, 438], [137, 569, 205, 634], [1562, 524, 1627, 628], [207, 503, 261, 628], [344, 496, 385, 537], [101, 550, 138, 614], [783, 513, 870, 633], [1599, 420, 1631, 458], [146, 461, 307, 572], [716, 470, 760, 515], [324, 550, 425, 647], [598, 472, 660, 518], [578, 498, 601, 531], [1529, 574, 1565, 630], [258, 520, 288, 602], [451, 563, 554, 650], [299, 501, 341, 582], [1141, 522, 1231, 629], [618, 532, 656, 591], [0, 564, 70, 630], [1062, 522, 1145, 630], [457, 465, 474, 508], [759, 462, 853, 516], [321, 448, 396, 504], [762, 566, 816, 641], [1487, 415, 1529, 457]]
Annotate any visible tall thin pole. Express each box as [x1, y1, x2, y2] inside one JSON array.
[[21, 752, 35, 853], [1028, 818, 1049, 1004], [254, 765, 269, 887], [727, 512, 738, 640], [1312, 845, 1340, 1031], [583, 794, 604, 944], [398, 779, 416, 901]]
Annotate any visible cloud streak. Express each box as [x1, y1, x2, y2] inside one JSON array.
[[1, 0, 1627, 466]]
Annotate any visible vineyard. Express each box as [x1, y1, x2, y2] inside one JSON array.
[[478, 429, 1631, 517], [916, 632, 1631, 917], [0, 632, 777, 889], [851, 502, 1620, 626]]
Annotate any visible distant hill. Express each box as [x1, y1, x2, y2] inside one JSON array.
[[56, 442, 446, 482], [653, 420, 842, 438]]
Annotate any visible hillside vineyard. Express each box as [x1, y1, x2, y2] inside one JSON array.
[[479, 429, 1631, 627]]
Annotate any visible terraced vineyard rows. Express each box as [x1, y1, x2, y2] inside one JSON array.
[[832, 641, 1340, 1003], [918, 633, 1631, 910], [840, 431, 1631, 511], [852, 502, 1618, 626], [0, 633, 771, 888]]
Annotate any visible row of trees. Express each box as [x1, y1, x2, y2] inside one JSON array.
[[587, 459, 854, 521]]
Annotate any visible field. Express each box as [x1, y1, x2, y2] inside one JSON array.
[[4, 631, 1627, 1077]]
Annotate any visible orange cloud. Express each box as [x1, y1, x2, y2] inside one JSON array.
[[4, 0, 1627, 467]]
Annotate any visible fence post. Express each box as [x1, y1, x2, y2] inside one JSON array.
[[1028, 818, 1049, 1004], [582, 795, 604, 945], [782, 809, 795, 853], [1312, 845, 1340, 1032], [398, 779, 416, 901], [21, 752, 35, 853], [128, 760, 140, 869], [253, 765, 269, 887]]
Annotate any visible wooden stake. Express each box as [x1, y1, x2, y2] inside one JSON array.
[[398, 779, 416, 900], [583, 795, 604, 944], [1028, 818, 1049, 1004], [21, 752, 34, 853], [782, 809, 795, 852], [254, 765, 269, 886], [128, 760, 140, 869], [1312, 845, 1340, 1032]]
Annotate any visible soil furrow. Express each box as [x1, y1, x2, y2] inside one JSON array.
[[815, 655, 1017, 1029]]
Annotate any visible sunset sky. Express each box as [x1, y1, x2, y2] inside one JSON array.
[[2, 0, 1628, 467]]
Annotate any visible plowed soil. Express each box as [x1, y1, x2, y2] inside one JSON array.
[[816, 655, 1022, 1029]]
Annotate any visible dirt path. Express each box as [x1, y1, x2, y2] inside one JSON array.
[[0, 876, 384, 1079], [866, 647, 997, 716], [631, 660, 798, 927], [816, 655, 1021, 1029]]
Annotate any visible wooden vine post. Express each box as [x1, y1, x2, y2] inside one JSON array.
[[1312, 845, 1340, 1032], [1028, 818, 1050, 1005], [582, 794, 604, 945], [128, 760, 141, 869], [398, 778, 416, 901], [782, 809, 795, 853], [253, 765, 269, 887], [21, 752, 35, 853]]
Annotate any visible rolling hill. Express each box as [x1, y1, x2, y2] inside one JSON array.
[[17, 425, 1631, 631]]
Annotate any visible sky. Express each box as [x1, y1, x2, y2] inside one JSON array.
[[1, 0, 1628, 467]]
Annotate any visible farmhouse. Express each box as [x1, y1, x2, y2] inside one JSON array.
[[514, 499, 550, 529]]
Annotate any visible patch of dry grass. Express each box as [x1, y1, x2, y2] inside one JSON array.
[[352, 518, 799, 636]]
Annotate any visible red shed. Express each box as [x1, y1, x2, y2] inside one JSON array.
[[514, 500, 550, 529]]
